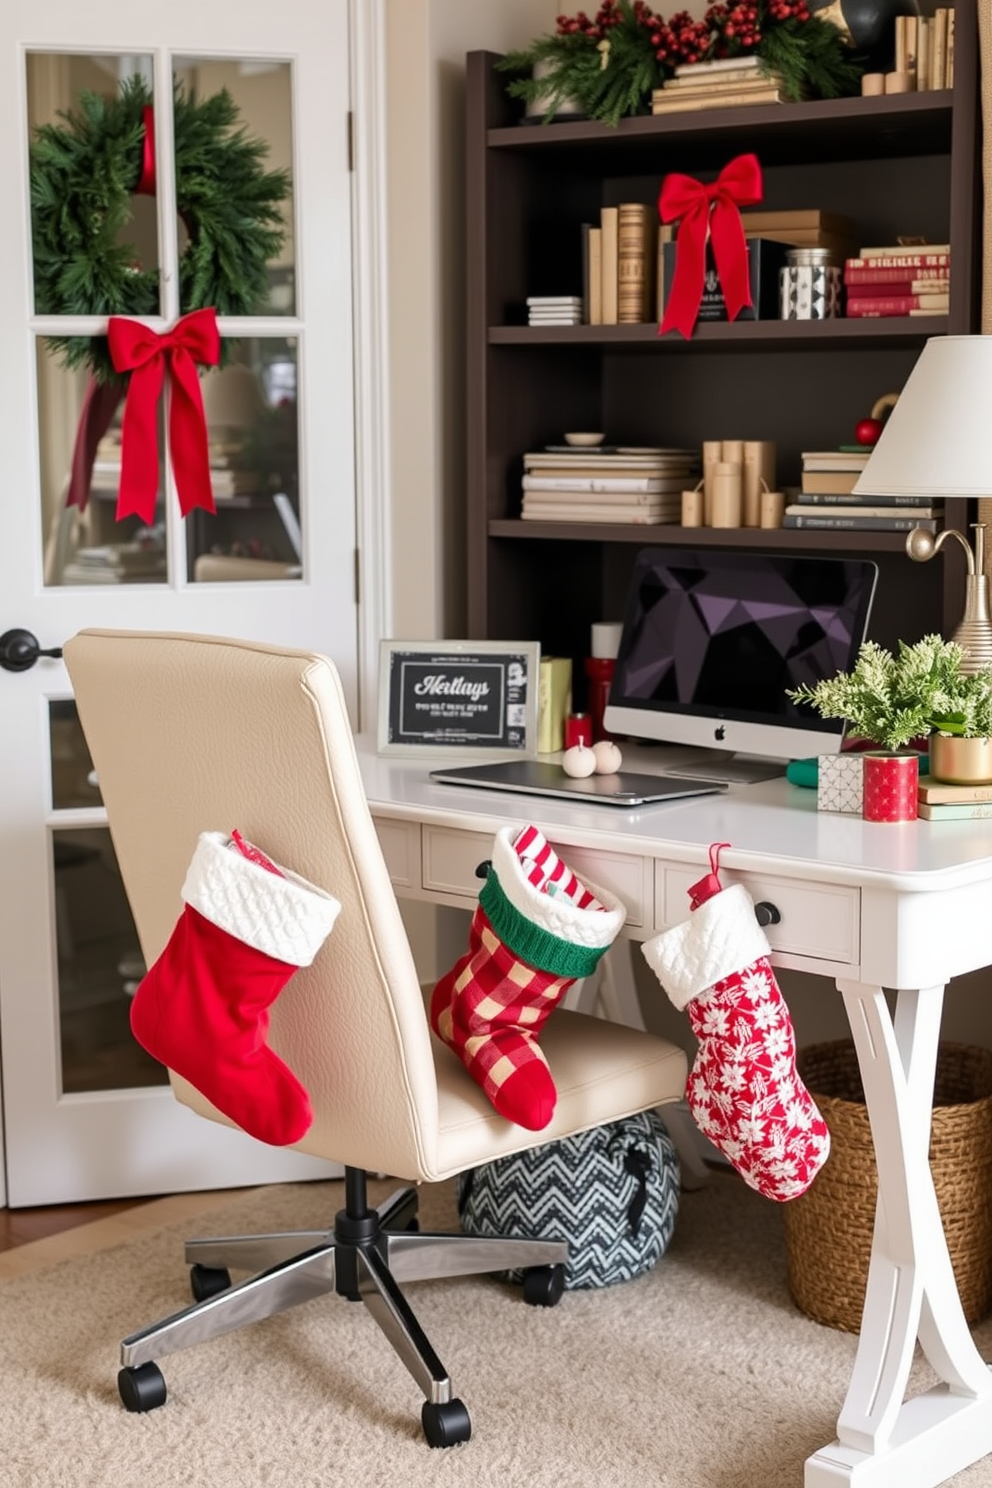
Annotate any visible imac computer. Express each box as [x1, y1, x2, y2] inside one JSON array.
[[603, 547, 878, 784]]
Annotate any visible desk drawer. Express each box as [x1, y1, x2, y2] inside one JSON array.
[[375, 819, 421, 890], [423, 826, 650, 926], [657, 867, 859, 966]]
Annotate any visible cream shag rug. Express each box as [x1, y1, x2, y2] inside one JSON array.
[[3, 1169, 992, 1488]]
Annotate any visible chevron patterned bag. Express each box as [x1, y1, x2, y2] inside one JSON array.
[[456, 1110, 680, 1289]]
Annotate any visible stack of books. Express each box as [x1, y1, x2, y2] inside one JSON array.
[[895, 9, 954, 90], [783, 449, 943, 534], [918, 779, 992, 821], [527, 295, 584, 327], [651, 56, 792, 114], [584, 204, 656, 326], [520, 445, 698, 525], [738, 208, 859, 264], [844, 245, 950, 318], [61, 540, 167, 584]]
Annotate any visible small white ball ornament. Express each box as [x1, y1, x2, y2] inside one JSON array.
[[592, 740, 623, 775], [561, 743, 597, 778]]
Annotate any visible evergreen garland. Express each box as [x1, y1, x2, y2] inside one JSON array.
[[31, 75, 291, 381], [497, 0, 864, 126]]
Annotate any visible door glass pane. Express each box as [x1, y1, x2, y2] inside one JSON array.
[[27, 53, 161, 319], [52, 827, 165, 1093], [36, 342, 167, 586], [50, 701, 102, 809], [172, 58, 295, 316], [188, 339, 301, 582]]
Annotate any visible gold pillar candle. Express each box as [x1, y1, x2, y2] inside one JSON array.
[[743, 440, 776, 527], [861, 72, 886, 94], [760, 489, 785, 528], [702, 440, 722, 526], [710, 461, 743, 528], [681, 483, 705, 527]]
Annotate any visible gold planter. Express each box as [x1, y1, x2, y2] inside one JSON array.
[[929, 734, 992, 786]]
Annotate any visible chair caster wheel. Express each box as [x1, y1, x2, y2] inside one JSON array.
[[118, 1362, 167, 1413], [190, 1263, 232, 1301], [522, 1262, 566, 1307], [421, 1397, 471, 1447]]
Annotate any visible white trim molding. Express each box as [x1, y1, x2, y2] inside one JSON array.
[[349, 0, 393, 735]]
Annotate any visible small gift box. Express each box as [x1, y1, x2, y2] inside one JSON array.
[[817, 754, 864, 814]]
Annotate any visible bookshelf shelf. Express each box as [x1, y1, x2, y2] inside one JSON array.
[[490, 318, 949, 349], [466, 2, 979, 690], [488, 520, 927, 555]]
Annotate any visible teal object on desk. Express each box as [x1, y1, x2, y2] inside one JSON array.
[[787, 758, 819, 789]]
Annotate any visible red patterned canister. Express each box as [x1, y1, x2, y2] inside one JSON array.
[[862, 752, 919, 822]]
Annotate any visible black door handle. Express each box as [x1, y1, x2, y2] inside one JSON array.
[[0, 629, 64, 672]]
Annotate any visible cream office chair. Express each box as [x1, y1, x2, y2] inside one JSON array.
[[64, 629, 688, 1447]]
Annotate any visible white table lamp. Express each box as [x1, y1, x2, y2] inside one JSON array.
[[852, 335, 992, 672]]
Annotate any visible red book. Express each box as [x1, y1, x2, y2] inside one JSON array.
[[845, 293, 949, 316], [844, 253, 951, 272], [844, 262, 951, 287]]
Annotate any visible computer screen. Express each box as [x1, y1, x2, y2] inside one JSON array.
[[604, 547, 878, 770]]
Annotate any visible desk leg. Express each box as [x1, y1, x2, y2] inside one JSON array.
[[805, 979, 992, 1488]]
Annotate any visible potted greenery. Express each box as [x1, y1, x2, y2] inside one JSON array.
[[788, 635, 992, 814]]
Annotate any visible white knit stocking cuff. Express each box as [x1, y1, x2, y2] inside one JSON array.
[[641, 883, 770, 1011], [182, 831, 341, 966]]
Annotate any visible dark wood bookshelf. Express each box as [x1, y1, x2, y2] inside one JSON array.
[[465, 0, 980, 701]]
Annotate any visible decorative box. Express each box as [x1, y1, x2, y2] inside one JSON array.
[[661, 237, 788, 322], [817, 754, 864, 814]]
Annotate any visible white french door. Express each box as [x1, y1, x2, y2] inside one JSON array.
[[0, 0, 363, 1204]]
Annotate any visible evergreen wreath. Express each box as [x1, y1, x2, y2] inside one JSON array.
[[498, 0, 863, 126], [30, 74, 291, 382]]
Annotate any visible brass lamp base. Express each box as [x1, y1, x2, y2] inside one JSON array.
[[906, 523, 992, 675]]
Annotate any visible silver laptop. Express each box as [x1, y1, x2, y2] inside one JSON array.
[[429, 759, 727, 808]]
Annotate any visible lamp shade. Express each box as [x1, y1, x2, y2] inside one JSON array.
[[853, 336, 992, 498]]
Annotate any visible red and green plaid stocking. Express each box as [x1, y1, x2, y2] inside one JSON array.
[[430, 824, 626, 1130]]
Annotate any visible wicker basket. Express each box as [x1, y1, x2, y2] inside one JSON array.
[[782, 1040, 992, 1333]]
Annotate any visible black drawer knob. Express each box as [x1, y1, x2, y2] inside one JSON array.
[[754, 901, 781, 927]]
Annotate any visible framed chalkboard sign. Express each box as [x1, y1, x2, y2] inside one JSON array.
[[377, 640, 540, 758]]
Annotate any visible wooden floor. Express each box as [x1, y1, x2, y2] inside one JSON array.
[[0, 1195, 159, 1252]]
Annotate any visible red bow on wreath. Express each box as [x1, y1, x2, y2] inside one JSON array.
[[658, 153, 763, 340], [108, 307, 221, 524]]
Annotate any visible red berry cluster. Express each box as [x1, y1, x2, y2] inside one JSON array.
[[651, 9, 713, 65], [766, 0, 810, 20], [556, 1, 664, 38]]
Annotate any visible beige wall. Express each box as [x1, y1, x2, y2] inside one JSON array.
[[384, 0, 558, 640]]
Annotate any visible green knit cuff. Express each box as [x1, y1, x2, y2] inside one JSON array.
[[479, 868, 610, 980]]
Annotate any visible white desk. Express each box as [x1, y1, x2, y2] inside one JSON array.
[[357, 737, 992, 1488]]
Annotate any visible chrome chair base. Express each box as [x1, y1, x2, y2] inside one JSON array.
[[118, 1167, 567, 1444]]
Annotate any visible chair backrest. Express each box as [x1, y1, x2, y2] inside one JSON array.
[[63, 628, 441, 1180]]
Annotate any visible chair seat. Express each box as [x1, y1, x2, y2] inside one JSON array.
[[430, 1009, 687, 1180]]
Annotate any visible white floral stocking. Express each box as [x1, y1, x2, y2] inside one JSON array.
[[641, 878, 829, 1201]]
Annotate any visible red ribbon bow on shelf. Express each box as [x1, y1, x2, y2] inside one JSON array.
[[658, 153, 763, 340], [108, 307, 221, 524]]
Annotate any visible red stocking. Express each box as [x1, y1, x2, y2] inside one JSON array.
[[130, 831, 340, 1146]]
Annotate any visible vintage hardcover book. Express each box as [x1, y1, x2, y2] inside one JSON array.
[[581, 224, 591, 322], [654, 73, 784, 99], [919, 781, 992, 805], [932, 7, 949, 89], [617, 202, 655, 324], [786, 504, 941, 520], [522, 476, 683, 494], [917, 15, 931, 89], [740, 209, 857, 235], [904, 14, 919, 81], [782, 513, 939, 531], [918, 802, 992, 820], [895, 14, 908, 73], [854, 246, 950, 262], [845, 263, 951, 285], [651, 87, 788, 113], [801, 451, 871, 470], [947, 8, 955, 86], [664, 67, 767, 89], [673, 54, 761, 76], [521, 499, 680, 520], [846, 293, 949, 316], [588, 227, 603, 326], [800, 470, 861, 495], [789, 492, 940, 507], [600, 207, 619, 326], [537, 656, 573, 754], [524, 451, 696, 469]]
